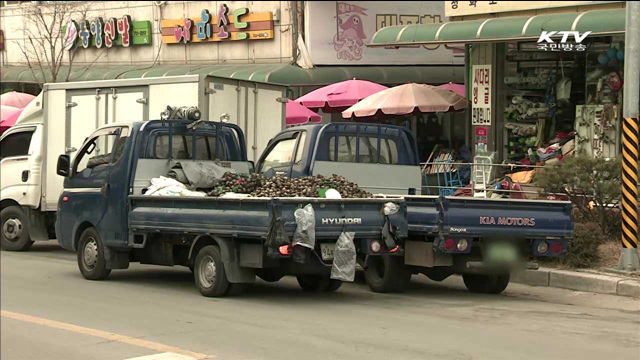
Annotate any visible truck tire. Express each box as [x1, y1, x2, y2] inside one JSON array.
[[463, 273, 510, 294], [77, 228, 111, 280], [365, 256, 410, 293], [194, 245, 230, 297], [296, 275, 342, 292], [1, 206, 34, 251]]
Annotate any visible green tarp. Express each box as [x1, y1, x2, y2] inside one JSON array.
[[0, 64, 464, 87], [369, 8, 626, 47]]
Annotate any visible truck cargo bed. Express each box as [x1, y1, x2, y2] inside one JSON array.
[[129, 196, 408, 240], [440, 197, 573, 239]]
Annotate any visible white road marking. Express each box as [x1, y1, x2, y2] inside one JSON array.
[[125, 352, 199, 360], [1, 310, 213, 359]]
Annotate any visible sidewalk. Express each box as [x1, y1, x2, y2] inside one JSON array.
[[511, 267, 640, 298]]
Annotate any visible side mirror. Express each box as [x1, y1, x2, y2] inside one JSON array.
[[248, 160, 255, 173], [57, 155, 71, 177]]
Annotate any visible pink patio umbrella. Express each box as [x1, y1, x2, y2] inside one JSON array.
[[438, 82, 466, 98], [1, 107, 23, 135], [1, 91, 36, 108], [342, 83, 467, 119], [295, 79, 388, 113], [287, 100, 322, 126], [1, 105, 22, 135]]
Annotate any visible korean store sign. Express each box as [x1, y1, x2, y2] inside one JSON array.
[[536, 31, 591, 52], [471, 65, 491, 126], [63, 15, 152, 51], [161, 4, 274, 44], [445, 1, 618, 17]]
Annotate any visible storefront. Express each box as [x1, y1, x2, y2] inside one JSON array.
[[1, 1, 465, 158], [369, 2, 627, 165]]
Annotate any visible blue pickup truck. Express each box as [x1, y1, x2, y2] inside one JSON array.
[[55, 118, 408, 297], [255, 123, 574, 294]]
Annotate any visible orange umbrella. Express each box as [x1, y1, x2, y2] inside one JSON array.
[[342, 83, 467, 119]]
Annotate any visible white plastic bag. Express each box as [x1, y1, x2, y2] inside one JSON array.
[[293, 204, 315, 249], [331, 231, 356, 282], [145, 176, 206, 197], [383, 202, 399, 215]]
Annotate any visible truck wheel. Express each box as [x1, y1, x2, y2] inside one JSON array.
[[77, 228, 111, 280], [365, 256, 410, 293], [1, 206, 34, 251], [296, 275, 342, 292], [194, 245, 230, 297], [463, 273, 510, 294]]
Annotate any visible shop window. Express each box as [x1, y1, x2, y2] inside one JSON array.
[[0, 130, 34, 159]]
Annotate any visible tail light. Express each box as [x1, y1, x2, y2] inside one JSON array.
[[444, 238, 455, 251], [456, 239, 469, 252], [278, 245, 292, 256], [370, 240, 381, 253], [551, 241, 563, 254], [537, 241, 549, 254]]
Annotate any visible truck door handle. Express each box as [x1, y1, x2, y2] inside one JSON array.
[[22, 170, 29, 182], [101, 184, 110, 196]]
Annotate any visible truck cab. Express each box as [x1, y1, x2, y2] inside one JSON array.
[[0, 111, 50, 251], [257, 123, 423, 195]]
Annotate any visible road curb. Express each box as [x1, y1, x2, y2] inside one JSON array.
[[511, 267, 640, 298]]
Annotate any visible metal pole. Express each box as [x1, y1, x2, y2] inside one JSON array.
[[618, 1, 640, 271]]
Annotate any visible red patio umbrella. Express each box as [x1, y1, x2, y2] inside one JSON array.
[[295, 79, 388, 113], [286, 100, 322, 126], [1, 91, 36, 108]]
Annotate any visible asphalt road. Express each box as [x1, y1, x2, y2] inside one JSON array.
[[2, 242, 639, 360]]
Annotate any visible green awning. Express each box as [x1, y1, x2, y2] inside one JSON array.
[[0, 64, 463, 87], [370, 8, 626, 47]]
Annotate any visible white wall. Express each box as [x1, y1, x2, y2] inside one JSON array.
[[0, 1, 293, 67]]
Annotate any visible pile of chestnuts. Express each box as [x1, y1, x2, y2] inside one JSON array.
[[207, 173, 371, 198]]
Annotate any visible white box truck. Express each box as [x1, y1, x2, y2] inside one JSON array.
[[0, 75, 287, 251]]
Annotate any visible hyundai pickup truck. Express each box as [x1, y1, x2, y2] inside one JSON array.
[[55, 118, 408, 297]]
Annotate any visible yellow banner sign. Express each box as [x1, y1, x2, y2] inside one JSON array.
[[161, 4, 273, 44]]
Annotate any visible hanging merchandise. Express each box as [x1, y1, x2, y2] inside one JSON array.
[[574, 105, 619, 159], [597, 52, 609, 65], [607, 72, 623, 92]]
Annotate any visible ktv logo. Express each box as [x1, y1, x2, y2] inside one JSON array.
[[536, 31, 592, 52]]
